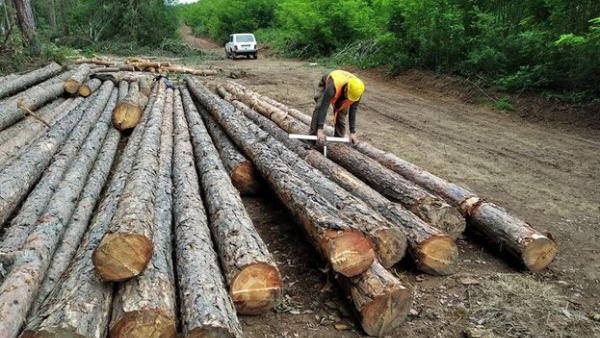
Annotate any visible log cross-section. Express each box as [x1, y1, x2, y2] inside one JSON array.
[[112, 81, 149, 130], [64, 64, 91, 94]]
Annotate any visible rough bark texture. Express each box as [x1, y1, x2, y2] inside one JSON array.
[[338, 261, 413, 337], [0, 71, 72, 131], [0, 62, 62, 99], [172, 89, 243, 337], [198, 107, 260, 195], [78, 78, 102, 97], [230, 97, 456, 275], [64, 64, 91, 94], [161, 65, 217, 76], [112, 81, 148, 130], [22, 82, 158, 338], [187, 78, 374, 278], [93, 80, 166, 282], [109, 87, 176, 338], [0, 85, 110, 251], [0, 83, 114, 338], [118, 80, 129, 100], [11, 0, 40, 55], [224, 82, 465, 237], [181, 88, 282, 315], [30, 91, 120, 316]]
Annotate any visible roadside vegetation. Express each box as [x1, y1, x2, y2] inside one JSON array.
[[180, 0, 600, 102]]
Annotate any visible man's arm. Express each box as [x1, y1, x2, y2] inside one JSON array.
[[348, 101, 360, 133], [316, 82, 336, 130]]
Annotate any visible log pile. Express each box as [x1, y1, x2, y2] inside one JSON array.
[[74, 56, 218, 76]]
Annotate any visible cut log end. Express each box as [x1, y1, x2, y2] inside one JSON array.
[[92, 233, 153, 281], [360, 284, 412, 337], [21, 328, 84, 338], [371, 228, 408, 269], [188, 327, 237, 338], [112, 103, 143, 130], [411, 198, 466, 238], [522, 236, 558, 272], [78, 85, 92, 97], [416, 235, 458, 276], [230, 160, 260, 195], [324, 229, 375, 277], [231, 263, 283, 315], [64, 79, 81, 95], [110, 310, 177, 338]]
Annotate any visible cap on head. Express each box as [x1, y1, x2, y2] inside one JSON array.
[[347, 78, 365, 102]]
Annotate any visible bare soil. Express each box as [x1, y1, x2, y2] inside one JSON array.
[[181, 29, 600, 337]]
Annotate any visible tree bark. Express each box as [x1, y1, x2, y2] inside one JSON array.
[[160, 65, 217, 76], [181, 88, 282, 315], [198, 107, 260, 195], [46, 0, 56, 31], [0, 84, 115, 338], [229, 97, 457, 275], [23, 84, 158, 338], [92, 80, 166, 282], [338, 261, 412, 337], [0, 62, 62, 99], [223, 82, 466, 237], [109, 87, 176, 338], [11, 0, 40, 55], [78, 78, 101, 97], [63, 64, 91, 95], [112, 81, 148, 130], [187, 78, 375, 278], [172, 89, 243, 337]]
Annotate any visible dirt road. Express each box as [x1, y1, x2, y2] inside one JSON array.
[[182, 28, 600, 337]]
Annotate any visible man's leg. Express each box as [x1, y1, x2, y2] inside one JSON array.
[[334, 109, 348, 137], [309, 75, 328, 135]]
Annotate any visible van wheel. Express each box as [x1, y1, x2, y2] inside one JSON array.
[[253, 53, 258, 59]]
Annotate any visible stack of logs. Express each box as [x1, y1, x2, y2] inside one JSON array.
[[0, 62, 558, 338]]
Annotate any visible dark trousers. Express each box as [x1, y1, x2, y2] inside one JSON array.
[[309, 75, 348, 138]]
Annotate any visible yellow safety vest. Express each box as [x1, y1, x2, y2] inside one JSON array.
[[327, 70, 360, 114]]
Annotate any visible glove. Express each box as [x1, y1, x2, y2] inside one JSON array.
[[350, 133, 358, 145]]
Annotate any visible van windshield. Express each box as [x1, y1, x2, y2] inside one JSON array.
[[235, 35, 255, 43]]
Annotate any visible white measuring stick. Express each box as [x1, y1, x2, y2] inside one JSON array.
[[288, 134, 350, 158]]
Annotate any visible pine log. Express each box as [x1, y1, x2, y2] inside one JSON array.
[[78, 78, 102, 97], [230, 98, 457, 275], [0, 63, 62, 99], [93, 80, 167, 281], [64, 64, 91, 94], [0, 71, 73, 131], [0, 85, 115, 338], [186, 78, 375, 277], [172, 92, 243, 337], [90, 65, 136, 73], [112, 81, 149, 130], [338, 261, 412, 337], [161, 65, 217, 76], [75, 58, 114, 66], [109, 87, 177, 338], [0, 98, 65, 144], [198, 107, 260, 195], [0, 85, 111, 251], [31, 92, 120, 316], [181, 88, 282, 314], [223, 82, 465, 237], [22, 86, 157, 338]]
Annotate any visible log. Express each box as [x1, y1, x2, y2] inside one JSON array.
[[22, 85, 158, 338], [181, 88, 282, 314], [109, 87, 176, 338], [161, 65, 217, 76], [91, 71, 154, 84], [0, 84, 115, 338], [172, 91, 243, 337], [223, 82, 465, 237], [93, 80, 166, 281], [0, 98, 65, 144], [30, 91, 120, 316], [186, 78, 374, 277], [198, 108, 260, 195], [0, 62, 62, 99], [0, 85, 110, 252], [112, 81, 148, 130], [230, 98, 457, 275], [64, 64, 91, 95], [78, 78, 102, 97], [91, 65, 137, 73], [338, 261, 412, 336], [75, 58, 114, 66]]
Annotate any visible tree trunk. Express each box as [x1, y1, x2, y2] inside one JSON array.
[[109, 88, 176, 338], [58, 0, 67, 35], [30, 94, 120, 316], [0, 84, 115, 338], [0, 86, 109, 252], [92, 80, 166, 282], [229, 97, 457, 275], [63, 64, 91, 95], [186, 78, 375, 278], [172, 89, 243, 337], [338, 261, 412, 337], [46, 0, 56, 31], [181, 88, 282, 315], [23, 84, 158, 338], [78, 78, 101, 97], [112, 81, 148, 130], [0, 71, 72, 131], [0, 62, 62, 99], [11, 0, 40, 56], [223, 82, 466, 237], [198, 107, 260, 195]]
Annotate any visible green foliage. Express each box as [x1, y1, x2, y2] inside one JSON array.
[[494, 96, 515, 111]]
